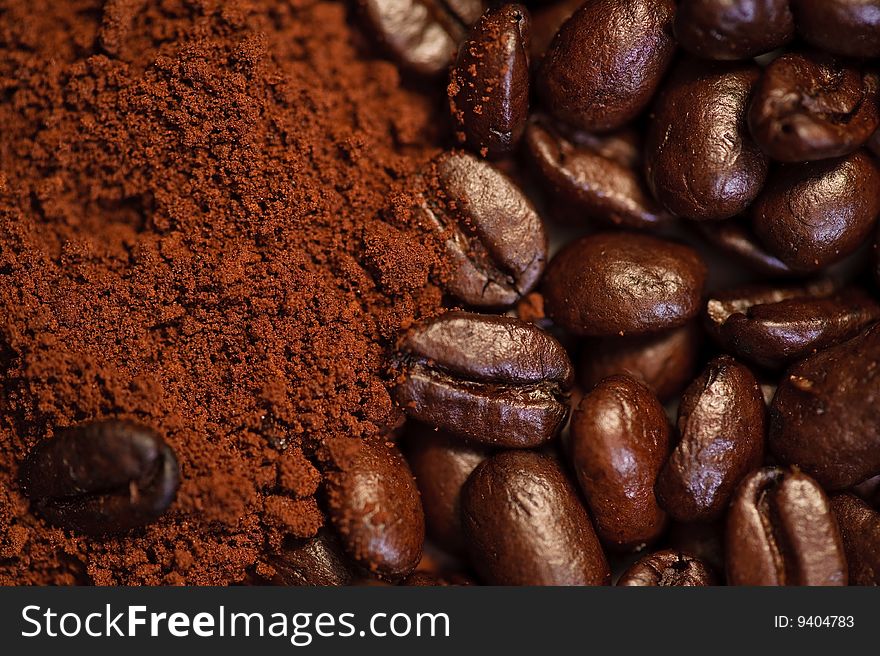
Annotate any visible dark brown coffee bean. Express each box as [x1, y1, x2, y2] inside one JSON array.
[[395, 311, 573, 447], [706, 280, 880, 368], [20, 420, 180, 536], [461, 450, 610, 585], [726, 467, 847, 586], [752, 152, 880, 271], [325, 439, 425, 580], [529, 0, 583, 64], [665, 521, 726, 575], [617, 550, 717, 586], [405, 425, 488, 553], [524, 119, 671, 230], [769, 324, 880, 490], [417, 151, 546, 307], [646, 59, 768, 221], [448, 5, 530, 159], [357, 0, 485, 76], [538, 0, 676, 132], [748, 53, 880, 163], [269, 529, 355, 586], [791, 0, 880, 59], [542, 232, 707, 337], [696, 218, 795, 277], [579, 323, 701, 403], [674, 0, 794, 60], [570, 375, 669, 549], [830, 494, 880, 585], [656, 356, 766, 522]]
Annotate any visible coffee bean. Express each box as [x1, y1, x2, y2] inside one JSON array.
[[696, 218, 795, 278], [751, 152, 880, 272], [394, 311, 573, 447], [726, 467, 847, 586], [325, 439, 425, 580], [748, 52, 880, 162], [791, 0, 880, 59], [579, 323, 701, 403], [448, 4, 530, 158], [542, 232, 707, 337], [830, 494, 880, 585], [524, 118, 671, 230], [461, 450, 610, 585], [646, 59, 768, 221], [617, 550, 717, 586], [706, 280, 880, 368], [769, 324, 880, 490], [357, 0, 485, 76], [405, 425, 488, 553], [20, 420, 180, 536], [417, 151, 547, 307], [674, 0, 794, 60], [538, 0, 676, 132], [269, 529, 355, 586], [570, 375, 670, 549], [656, 356, 766, 522]]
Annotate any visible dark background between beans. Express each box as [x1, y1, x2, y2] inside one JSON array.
[[11, 0, 880, 586]]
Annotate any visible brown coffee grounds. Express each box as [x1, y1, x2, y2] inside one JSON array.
[[0, 0, 449, 584]]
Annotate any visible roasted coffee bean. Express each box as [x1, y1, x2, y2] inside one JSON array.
[[790, 0, 880, 59], [706, 280, 880, 368], [357, 0, 485, 76], [325, 439, 424, 580], [405, 426, 488, 553], [270, 529, 355, 586], [752, 152, 880, 271], [748, 53, 880, 162], [529, 0, 582, 64], [656, 356, 766, 522], [617, 550, 717, 586], [448, 4, 530, 158], [542, 232, 707, 337], [20, 420, 180, 536], [646, 59, 768, 221], [538, 0, 676, 132], [674, 0, 794, 60], [830, 494, 880, 585], [769, 324, 880, 490], [417, 151, 546, 307], [697, 218, 795, 277], [524, 119, 671, 230], [395, 312, 573, 447], [726, 467, 847, 586], [570, 375, 669, 549], [461, 451, 610, 585], [579, 323, 701, 403], [666, 521, 726, 575]]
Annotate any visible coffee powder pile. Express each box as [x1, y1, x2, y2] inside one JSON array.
[[0, 0, 448, 584]]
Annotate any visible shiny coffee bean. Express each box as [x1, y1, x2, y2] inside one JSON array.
[[579, 323, 701, 403], [751, 152, 880, 271], [325, 439, 425, 580], [674, 0, 794, 60], [656, 356, 766, 522], [270, 529, 355, 586], [790, 0, 880, 59], [830, 494, 880, 585], [706, 280, 880, 369], [726, 467, 847, 586], [542, 232, 707, 337], [357, 0, 484, 76], [696, 218, 795, 278], [448, 4, 530, 158], [405, 426, 488, 553], [570, 375, 670, 549], [646, 59, 768, 221], [769, 324, 880, 490], [20, 420, 180, 536], [538, 0, 676, 132], [748, 53, 880, 162], [394, 311, 573, 447], [461, 451, 610, 585], [524, 119, 671, 230], [617, 550, 717, 586], [417, 151, 546, 307]]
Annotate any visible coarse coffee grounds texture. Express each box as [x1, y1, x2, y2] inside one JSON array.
[[0, 0, 449, 585]]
